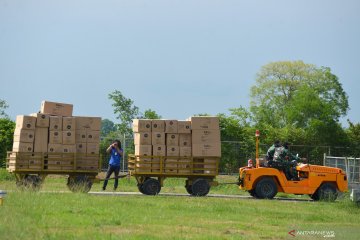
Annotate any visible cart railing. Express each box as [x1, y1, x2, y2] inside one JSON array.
[[6, 151, 101, 173], [128, 154, 220, 176]]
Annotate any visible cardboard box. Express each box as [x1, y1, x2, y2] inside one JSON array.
[[179, 133, 192, 147], [77, 160, 98, 167], [13, 129, 35, 143], [180, 147, 192, 157], [152, 145, 166, 156], [132, 119, 152, 132], [34, 127, 49, 153], [178, 162, 191, 174], [134, 132, 152, 145], [30, 113, 50, 128], [166, 133, 179, 146], [75, 116, 102, 130], [41, 101, 73, 117], [152, 120, 165, 132], [63, 131, 75, 145], [63, 117, 76, 131], [178, 121, 191, 133], [192, 130, 221, 144], [135, 145, 152, 156], [62, 144, 76, 153], [165, 162, 178, 173], [87, 143, 99, 154], [86, 130, 100, 143], [76, 143, 87, 153], [165, 120, 178, 133], [192, 143, 221, 157], [166, 146, 179, 156], [204, 158, 218, 164], [75, 130, 87, 143], [190, 116, 219, 130], [48, 144, 62, 153], [49, 131, 63, 144], [152, 132, 165, 145], [49, 116, 63, 130], [12, 142, 33, 152], [16, 115, 36, 130], [135, 162, 152, 173]]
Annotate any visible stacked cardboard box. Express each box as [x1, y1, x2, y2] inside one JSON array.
[[9, 115, 41, 170], [191, 117, 221, 174], [133, 119, 152, 172], [132, 116, 220, 175], [8, 101, 101, 172]]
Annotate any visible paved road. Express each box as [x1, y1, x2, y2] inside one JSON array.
[[88, 191, 313, 202]]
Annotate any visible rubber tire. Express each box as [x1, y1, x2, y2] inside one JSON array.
[[142, 178, 161, 195], [17, 175, 42, 191], [312, 183, 338, 201], [255, 177, 278, 199], [67, 175, 93, 193], [137, 184, 145, 194], [248, 189, 257, 198], [185, 185, 193, 195], [191, 179, 210, 197]]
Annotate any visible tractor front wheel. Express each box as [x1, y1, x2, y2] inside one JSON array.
[[254, 177, 278, 199], [248, 189, 257, 198]]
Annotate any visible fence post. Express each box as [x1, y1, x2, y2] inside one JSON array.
[[323, 153, 326, 166], [122, 133, 126, 173], [345, 157, 349, 181]]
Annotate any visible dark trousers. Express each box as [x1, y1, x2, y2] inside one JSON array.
[[103, 164, 121, 189]]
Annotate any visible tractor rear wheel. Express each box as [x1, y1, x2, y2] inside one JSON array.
[[142, 178, 161, 195], [191, 179, 210, 196], [255, 177, 277, 199], [312, 183, 338, 201]]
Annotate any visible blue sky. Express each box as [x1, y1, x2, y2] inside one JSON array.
[[1, 0, 359, 126]]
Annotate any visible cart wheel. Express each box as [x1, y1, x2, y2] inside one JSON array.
[[67, 175, 93, 193], [185, 184, 193, 195], [191, 179, 210, 196], [16, 175, 43, 191], [137, 184, 145, 194], [142, 178, 161, 195]]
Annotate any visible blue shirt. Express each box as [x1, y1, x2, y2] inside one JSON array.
[[109, 148, 122, 166]]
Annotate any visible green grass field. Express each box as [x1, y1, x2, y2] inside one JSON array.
[[0, 169, 359, 239]]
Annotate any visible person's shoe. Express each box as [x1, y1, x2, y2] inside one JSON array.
[[102, 187, 106, 191]]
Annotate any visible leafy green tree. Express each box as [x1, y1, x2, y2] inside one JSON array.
[[217, 108, 256, 173], [0, 99, 9, 118], [249, 61, 350, 162], [347, 120, 360, 157], [101, 119, 116, 137], [108, 90, 139, 136], [0, 118, 15, 168], [143, 109, 162, 119], [250, 61, 349, 128]]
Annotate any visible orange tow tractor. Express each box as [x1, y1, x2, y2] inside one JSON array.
[[238, 130, 348, 201]]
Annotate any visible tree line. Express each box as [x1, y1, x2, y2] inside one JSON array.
[[1, 61, 360, 172]]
